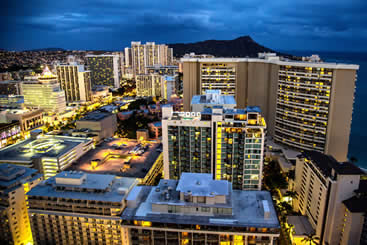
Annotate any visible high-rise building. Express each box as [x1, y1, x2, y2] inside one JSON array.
[[121, 173, 280, 245], [181, 55, 358, 162], [0, 80, 23, 95], [27, 171, 139, 244], [0, 164, 42, 245], [22, 67, 67, 114], [86, 54, 120, 88], [161, 75, 175, 100], [293, 151, 365, 245], [127, 42, 173, 76], [56, 63, 92, 103], [136, 74, 163, 97], [162, 105, 266, 190], [0, 135, 93, 179]]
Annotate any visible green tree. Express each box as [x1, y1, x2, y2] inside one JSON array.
[[301, 233, 320, 245]]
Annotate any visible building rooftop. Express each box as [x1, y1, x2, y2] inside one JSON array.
[[163, 75, 175, 81], [122, 174, 279, 228], [0, 135, 92, 163], [79, 111, 113, 121], [176, 173, 229, 197], [180, 57, 359, 70], [27, 171, 138, 202], [301, 151, 364, 178], [0, 164, 41, 193], [191, 90, 236, 106], [343, 196, 367, 213]]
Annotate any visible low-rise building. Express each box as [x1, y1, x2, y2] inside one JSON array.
[[148, 121, 162, 139], [0, 164, 42, 245], [0, 108, 43, 132], [0, 121, 22, 148], [0, 135, 93, 179], [121, 173, 280, 245], [27, 171, 139, 244], [76, 111, 117, 141]]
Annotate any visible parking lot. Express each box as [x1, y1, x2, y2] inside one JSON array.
[[67, 138, 162, 178]]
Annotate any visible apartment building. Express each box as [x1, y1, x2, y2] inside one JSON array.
[[0, 135, 93, 179], [161, 75, 176, 100], [136, 74, 163, 97], [0, 80, 23, 95], [86, 54, 121, 88], [22, 67, 66, 114], [0, 164, 42, 245], [56, 63, 92, 103], [182, 55, 358, 162], [126, 42, 173, 76], [0, 95, 24, 109], [146, 65, 178, 76], [27, 171, 139, 244], [162, 105, 266, 190], [121, 173, 280, 245], [293, 151, 365, 244]]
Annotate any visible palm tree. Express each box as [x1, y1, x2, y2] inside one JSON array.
[[302, 233, 320, 245]]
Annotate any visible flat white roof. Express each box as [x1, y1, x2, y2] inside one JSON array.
[[180, 57, 359, 70]]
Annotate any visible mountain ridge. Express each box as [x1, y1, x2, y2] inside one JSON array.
[[169, 35, 291, 58]]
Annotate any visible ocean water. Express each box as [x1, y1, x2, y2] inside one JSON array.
[[286, 51, 367, 169]]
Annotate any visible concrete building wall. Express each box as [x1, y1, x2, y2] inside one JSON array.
[[323, 174, 360, 245], [325, 69, 357, 162], [340, 210, 364, 245]]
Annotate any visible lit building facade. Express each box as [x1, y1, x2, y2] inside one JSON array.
[[162, 105, 266, 190], [161, 75, 175, 100], [293, 151, 365, 245], [22, 67, 66, 114], [146, 65, 178, 76], [0, 95, 24, 109], [3, 109, 44, 132], [136, 74, 163, 97], [0, 164, 42, 245], [0, 135, 94, 179], [121, 173, 280, 245], [27, 171, 139, 244], [56, 63, 92, 103], [182, 56, 358, 162], [127, 42, 173, 76], [0, 121, 21, 149], [86, 54, 120, 88]]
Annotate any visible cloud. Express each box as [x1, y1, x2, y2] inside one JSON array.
[[1, 0, 367, 50]]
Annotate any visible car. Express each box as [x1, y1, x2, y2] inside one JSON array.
[[121, 144, 127, 147]]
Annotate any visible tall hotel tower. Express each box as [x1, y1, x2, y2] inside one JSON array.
[[56, 63, 92, 103], [86, 54, 121, 88], [181, 54, 358, 161], [126, 41, 173, 76], [162, 105, 266, 190], [22, 66, 67, 114]]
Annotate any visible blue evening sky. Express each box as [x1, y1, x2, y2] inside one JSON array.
[[1, 0, 367, 51]]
